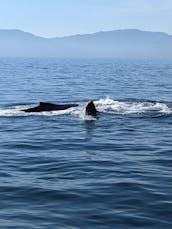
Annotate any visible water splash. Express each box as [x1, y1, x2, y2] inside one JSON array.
[[95, 98, 171, 115], [0, 98, 171, 118]]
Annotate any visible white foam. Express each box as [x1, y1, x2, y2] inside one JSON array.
[[0, 99, 171, 118], [95, 98, 171, 115]]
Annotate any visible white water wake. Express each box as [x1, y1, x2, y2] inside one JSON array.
[[0, 98, 171, 118], [95, 98, 171, 115]]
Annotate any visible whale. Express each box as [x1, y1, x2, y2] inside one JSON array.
[[22, 100, 97, 117]]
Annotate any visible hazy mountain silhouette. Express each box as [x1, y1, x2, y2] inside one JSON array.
[[0, 29, 172, 58]]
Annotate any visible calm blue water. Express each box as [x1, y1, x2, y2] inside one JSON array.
[[0, 58, 172, 229]]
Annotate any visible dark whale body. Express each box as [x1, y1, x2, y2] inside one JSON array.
[[23, 102, 78, 113], [22, 101, 97, 117], [85, 101, 97, 116]]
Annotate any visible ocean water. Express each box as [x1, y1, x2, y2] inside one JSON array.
[[0, 58, 172, 229]]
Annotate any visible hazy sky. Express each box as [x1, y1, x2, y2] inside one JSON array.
[[0, 0, 172, 37]]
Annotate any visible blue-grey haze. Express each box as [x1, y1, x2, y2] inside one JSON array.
[[0, 29, 172, 59]]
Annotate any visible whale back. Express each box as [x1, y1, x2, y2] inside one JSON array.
[[23, 102, 78, 112]]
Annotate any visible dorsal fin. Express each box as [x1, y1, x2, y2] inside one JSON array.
[[39, 102, 53, 106], [85, 100, 97, 116]]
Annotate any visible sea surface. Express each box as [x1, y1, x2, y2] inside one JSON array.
[[0, 58, 172, 229]]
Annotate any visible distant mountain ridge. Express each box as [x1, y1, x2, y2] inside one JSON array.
[[0, 29, 172, 58]]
